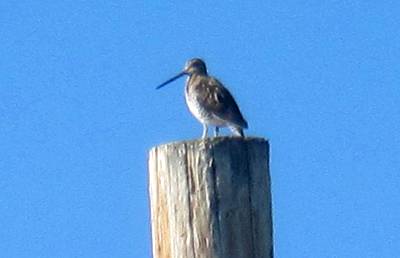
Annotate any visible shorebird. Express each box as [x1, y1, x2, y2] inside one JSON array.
[[156, 58, 248, 139]]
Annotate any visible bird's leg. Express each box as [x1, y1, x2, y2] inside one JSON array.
[[202, 124, 208, 139], [214, 127, 219, 137]]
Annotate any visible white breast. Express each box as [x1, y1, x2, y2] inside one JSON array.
[[185, 85, 227, 126]]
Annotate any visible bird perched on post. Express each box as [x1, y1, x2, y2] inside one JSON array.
[[156, 58, 248, 139]]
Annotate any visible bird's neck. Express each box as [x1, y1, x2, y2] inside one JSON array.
[[187, 73, 201, 85], [185, 74, 203, 93]]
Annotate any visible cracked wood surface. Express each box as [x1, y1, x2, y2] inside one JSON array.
[[148, 137, 273, 258]]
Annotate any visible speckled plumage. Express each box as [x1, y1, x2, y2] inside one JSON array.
[[157, 58, 248, 138]]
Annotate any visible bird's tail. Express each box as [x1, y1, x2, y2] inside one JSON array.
[[230, 126, 245, 137]]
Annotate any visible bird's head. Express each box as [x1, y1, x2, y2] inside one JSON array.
[[156, 58, 207, 90], [183, 58, 207, 75]]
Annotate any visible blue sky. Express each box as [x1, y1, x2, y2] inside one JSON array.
[[1, 1, 399, 257]]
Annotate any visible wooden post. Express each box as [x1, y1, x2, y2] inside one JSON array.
[[148, 137, 273, 258]]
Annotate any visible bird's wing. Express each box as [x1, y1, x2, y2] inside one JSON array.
[[195, 77, 248, 128]]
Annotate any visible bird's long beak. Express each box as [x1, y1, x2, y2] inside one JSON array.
[[156, 71, 186, 89]]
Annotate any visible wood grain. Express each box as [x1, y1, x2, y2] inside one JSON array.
[[148, 137, 273, 258]]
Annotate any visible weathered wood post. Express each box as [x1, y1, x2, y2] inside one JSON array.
[[148, 137, 273, 258]]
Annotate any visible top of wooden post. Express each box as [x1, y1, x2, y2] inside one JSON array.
[[148, 136, 273, 258], [150, 136, 268, 152]]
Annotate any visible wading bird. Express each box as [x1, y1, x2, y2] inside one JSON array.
[[156, 58, 248, 139]]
